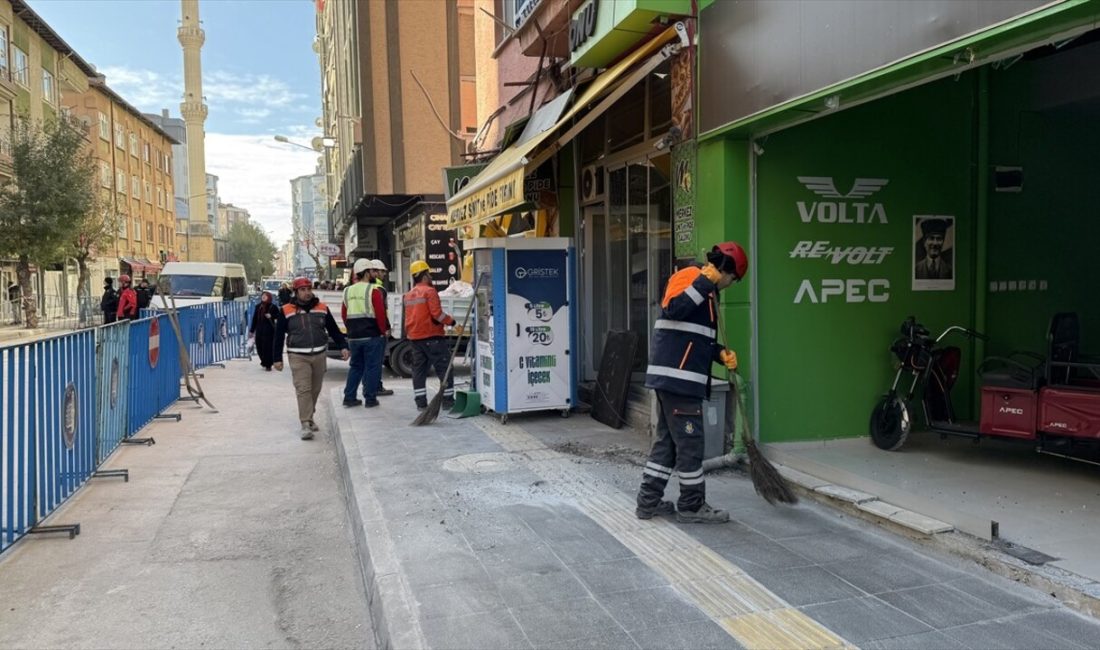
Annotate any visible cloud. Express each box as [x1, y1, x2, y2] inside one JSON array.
[[99, 66, 308, 118], [205, 132, 322, 244]]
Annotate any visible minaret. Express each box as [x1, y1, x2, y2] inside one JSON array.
[[178, 0, 211, 261]]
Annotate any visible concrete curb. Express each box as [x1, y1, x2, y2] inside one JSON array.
[[328, 389, 426, 650]]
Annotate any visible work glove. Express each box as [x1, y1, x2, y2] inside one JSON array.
[[720, 349, 738, 370], [700, 263, 723, 284]]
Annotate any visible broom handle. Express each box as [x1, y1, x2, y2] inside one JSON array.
[[440, 272, 485, 386], [712, 297, 752, 448]]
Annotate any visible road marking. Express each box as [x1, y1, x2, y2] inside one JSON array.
[[471, 417, 855, 650]]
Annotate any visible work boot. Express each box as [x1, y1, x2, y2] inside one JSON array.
[[300, 423, 314, 440], [676, 503, 730, 524], [635, 500, 676, 520], [364, 398, 380, 408], [415, 400, 428, 411], [343, 398, 362, 407], [377, 388, 395, 396], [308, 420, 320, 432]]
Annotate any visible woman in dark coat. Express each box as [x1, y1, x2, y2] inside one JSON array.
[[249, 291, 280, 370]]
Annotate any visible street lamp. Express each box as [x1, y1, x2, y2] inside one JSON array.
[[273, 135, 317, 152]]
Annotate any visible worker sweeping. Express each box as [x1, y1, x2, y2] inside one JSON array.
[[403, 260, 455, 410], [635, 242, 747, 524]]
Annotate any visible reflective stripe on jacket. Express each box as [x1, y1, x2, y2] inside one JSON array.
[[644, 266, 722, 399], [403, 283, 454, 340], [281, 299, 337, 354]]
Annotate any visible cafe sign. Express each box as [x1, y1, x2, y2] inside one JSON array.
[[447, 166, 526, 229]]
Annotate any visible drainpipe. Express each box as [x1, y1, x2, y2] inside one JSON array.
[[973, 67, 989, 416]]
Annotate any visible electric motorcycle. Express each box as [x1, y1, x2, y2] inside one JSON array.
[[870, 314, 1100, 464]]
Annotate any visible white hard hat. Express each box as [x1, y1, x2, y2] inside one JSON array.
[[352, 258, 371, 274], [370, 259, 388, 271]]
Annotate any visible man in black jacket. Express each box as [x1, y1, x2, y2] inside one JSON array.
[[273, 277, 349, 439], [136, 279, 153, 310], [100, 277, 118, 324]]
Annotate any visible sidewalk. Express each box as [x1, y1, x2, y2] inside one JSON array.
[[333, 380, 1100, 650], [0, 361, 372, 649]]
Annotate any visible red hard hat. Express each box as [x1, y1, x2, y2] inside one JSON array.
[[713, 242, 749, 280], [118, 274, 131, 284], [292, 276, 312, 290]]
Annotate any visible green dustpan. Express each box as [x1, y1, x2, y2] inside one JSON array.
[[447, 389, 482, 418]]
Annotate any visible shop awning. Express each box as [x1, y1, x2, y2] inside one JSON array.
[[140, 258, 162, 273], [447, 22, 689, 230], [120, 257, 144, 273]]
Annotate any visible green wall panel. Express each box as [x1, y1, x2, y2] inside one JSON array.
[[986, 59, 1100, 356], [754, 76, 978, 442]]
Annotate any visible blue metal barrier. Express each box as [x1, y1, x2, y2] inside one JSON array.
[[95, 322, 131, 465], [127, 316, 183, 437], [1, 344, 33, 551]]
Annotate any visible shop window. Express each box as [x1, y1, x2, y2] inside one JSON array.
[[606, 82, 646, 153]]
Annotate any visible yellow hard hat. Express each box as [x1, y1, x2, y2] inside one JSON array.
[[410, 260, 430, 276]]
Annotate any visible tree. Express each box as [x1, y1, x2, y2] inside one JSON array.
[[292, 211, 327, 281], [0, 116, 99, 328], [227, 221, 277, 282], [69, 202, 118, 326]]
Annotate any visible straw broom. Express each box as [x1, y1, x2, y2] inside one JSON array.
[[715, 307, 796, 505], [412, 272, 484, 426]]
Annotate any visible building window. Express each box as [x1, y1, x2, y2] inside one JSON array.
[[132, 175, 140, 196], [118, 216, 127, 239], [117, 170, 127, 195], [42, 69, 55, 104], [129, 133, 138, 156], [144, 181, 152, 203], [147, 222, 154, 242], [99, 112, 110, 140], [133, 218, 141, 241], [0, 25, 9, 74], [158, 225, 165, 244], [114, 123, 125, 148], [156, 188, 164, 208], [99, 162, 112, 188], [12, 46, 27, 86], [143, 142, 150, 162], [505, 0, 540, 29]]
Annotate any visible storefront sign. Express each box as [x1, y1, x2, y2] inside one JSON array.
[[448, 167, 526, 229], [569, 0, 599, 54], [506, 249, 570, 410], [672, 140, 696, 260], [425, 213, 460, 289], [443, 163, 488, 200], [791, 174, 893, 304]]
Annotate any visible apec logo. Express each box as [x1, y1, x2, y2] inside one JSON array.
[[514, 266, 560, 280]]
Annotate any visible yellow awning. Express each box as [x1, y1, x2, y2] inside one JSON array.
[[447, 23, 686, 230]]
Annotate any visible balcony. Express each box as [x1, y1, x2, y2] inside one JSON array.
[[0, 67, 18, 102]]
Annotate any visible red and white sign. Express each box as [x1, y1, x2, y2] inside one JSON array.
[[149, 318, 160, 368]]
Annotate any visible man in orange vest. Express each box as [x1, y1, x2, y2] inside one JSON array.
[[273, 276, 349, 439], [403, 260, 455, 410]]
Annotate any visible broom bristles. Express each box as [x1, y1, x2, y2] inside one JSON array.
[[744, 438, 798, 505], [412, 386, 445, 426]]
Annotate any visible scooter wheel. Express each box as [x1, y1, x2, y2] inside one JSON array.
[[869, 396, 910, 451]]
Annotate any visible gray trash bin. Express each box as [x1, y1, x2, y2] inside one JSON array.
[[702, 381, 731, 459]]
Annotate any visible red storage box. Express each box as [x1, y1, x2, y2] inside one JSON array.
[[980, 387, 1037, 439], [1039, 387, 1100, 439]]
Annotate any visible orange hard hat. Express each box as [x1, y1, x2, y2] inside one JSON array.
[[118, 274, 131, 284], [292, 276, 312, 290]]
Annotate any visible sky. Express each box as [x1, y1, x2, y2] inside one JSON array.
[[29, 0, 323, 244]]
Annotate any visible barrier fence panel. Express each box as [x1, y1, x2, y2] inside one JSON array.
[[1, 345, 33, 551], [126, 315, 183, 438], [209, 302, 249, 364], [95, 321, 131, 465], [29, 331, 97, 526], [152, 314, 183, 416]]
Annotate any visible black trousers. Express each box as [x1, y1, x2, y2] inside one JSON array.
[[411, 338, 454, 405], [255, 329, 276, 368], [637, 390, 706, 512]]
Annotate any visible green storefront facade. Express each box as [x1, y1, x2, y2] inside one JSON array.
[[694, 0, 1100, 443]]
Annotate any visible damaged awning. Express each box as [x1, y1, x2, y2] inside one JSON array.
[[446, 22, 689, 231]]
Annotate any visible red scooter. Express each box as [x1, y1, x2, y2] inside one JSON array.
[[870, 313, 1100, 464]]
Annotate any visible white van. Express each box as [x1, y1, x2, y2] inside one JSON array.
[[152, 262, 250, 308]]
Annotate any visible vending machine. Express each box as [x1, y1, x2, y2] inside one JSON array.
[[469, 237, 576, 422]]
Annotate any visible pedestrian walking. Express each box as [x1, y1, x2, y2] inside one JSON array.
[[273, 277, 349, 439], [136, 278, 153, 310], [403, 260, 455, 410], [341, 259, 388, 408], [635, 242, 747, 524], [101, 277, 119, 324], [277, 282, 292, 306], [248, 291, 280, 371], [116, 275, 139, 321], [370, 259, 394, 397]]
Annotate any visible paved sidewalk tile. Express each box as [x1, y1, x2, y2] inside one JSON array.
[[801, 596, 933, 643]]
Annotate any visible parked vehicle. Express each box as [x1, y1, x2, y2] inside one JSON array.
[[384, 292, 472, 377], [152, 262, 250, 308], [870, 313, 1100, 464]]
